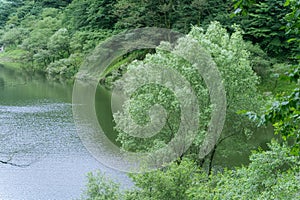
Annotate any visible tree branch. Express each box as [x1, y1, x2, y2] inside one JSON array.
[[0, 159, 30, 168]]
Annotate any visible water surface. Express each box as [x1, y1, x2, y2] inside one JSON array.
[[0, 66, 131, 200]]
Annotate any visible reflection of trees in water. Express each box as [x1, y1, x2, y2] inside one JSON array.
[[0, 72, 33, 167], [0, 77, 4, 89]]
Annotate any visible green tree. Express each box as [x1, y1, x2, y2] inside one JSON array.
[[69, 30, 113, 54], [114, 0, 217, 32], [232, 0, 299, 59], [113, 22, 263, 173], [81, 142, 300, 200], [0, 0, 24, 27], [239, 0, 292, 58], [244, 0, 300, 156], [34, 0, 72, 8], [187, 141, 300, 199], [81, 171, 122, 200], [284, 0, 300, 58], [0, 27, 28, 47], [19, 11, 62, 69], [63, 0, 118, 31], [125, 159, 202, 200], [47, 28, 71, 59], [246, 63, 300, 155], [21, 15, 61, 53], [46, 53, 83, 79]]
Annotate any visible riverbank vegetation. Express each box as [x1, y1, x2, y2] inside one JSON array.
[[0, 0, 297, 81], [0, 0, 299, 199]]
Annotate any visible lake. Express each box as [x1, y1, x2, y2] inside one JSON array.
[[0, 65, 132, 200]]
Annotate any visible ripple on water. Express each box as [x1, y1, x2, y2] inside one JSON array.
[[0, 101, 83, 165]]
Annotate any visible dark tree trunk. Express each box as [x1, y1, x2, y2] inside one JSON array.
[[208, 144, 217, 176]]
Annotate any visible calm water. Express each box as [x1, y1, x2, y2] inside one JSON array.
[[0, 66, 131, 200]]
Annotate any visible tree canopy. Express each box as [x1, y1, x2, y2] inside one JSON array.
[[0, 0, 299, 199]]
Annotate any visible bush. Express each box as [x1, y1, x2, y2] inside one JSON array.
[[81, 171, 121, 200]]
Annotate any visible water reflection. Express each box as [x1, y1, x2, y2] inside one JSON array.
[[0, 77, 4, 89]]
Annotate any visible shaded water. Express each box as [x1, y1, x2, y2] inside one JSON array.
[[0, 66, 131, 200]]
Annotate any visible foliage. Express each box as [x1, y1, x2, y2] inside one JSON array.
[[124, 159, 203, 200], [284, 0, 300, 58], [114, 0, 234, 33], [244, 42, 273, 81], [232, 0, 257, 15], [0, 27, 29, 47], [232, 0, 299, 59], [0, 0, 24, 27], [47, 28, 71, 59], [245, 61, 300, 155], [20, 14, 62, 70], [114, 0, 211, 32], [0, 0, 119, 79], [82, 142, 300, 200], [187, 141, 300, 199], [34, 0, 73, 8], [260, 89, 300, 155], [1, 1, 293, 199], [69, 30, 114, 54], [113, 22, 263, 174], [21, 15, 62, 52], [81, 171, 122, 200], [239, 0, 293, 58], [0, 0, 280, 80], [46, 53, 83, 79], [63, 0, 118, 31]]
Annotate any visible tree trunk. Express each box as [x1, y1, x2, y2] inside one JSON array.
[[208, 144, 217, 176]]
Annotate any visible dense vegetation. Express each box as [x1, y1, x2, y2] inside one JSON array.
[[0, 0, 299, 199], [0, 0, 297, 79]]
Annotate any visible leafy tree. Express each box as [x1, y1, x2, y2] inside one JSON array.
[[62, 0, 91, 31], [114, 0, 219, 33], [19, 12, 62, 69], [21, 15, 61, 52], [0, 27, 28, 47], [124, 159, 202, 200], [46, 53, 83, 79], [63, 0, 118, 31], [259, 88, 300, 155], [4, 0, 43, 27], [232, 0, 257, 15], [85, 0, 118, 30], [69, 30, 113, 53], [232, 0, 299, 59], [34, 0, 72, 8], [246, 61, 300, 155], [80, 171, 122, 200], [113, 22, 263, 173], [284, 0, 300, 58], [238, 0, 292, 58], [47, 28, 71, 59], [82, 142, 300, 200], [187, 141, 300, 199], [0, 0, 24, 27], [244, 0, 300, 156]]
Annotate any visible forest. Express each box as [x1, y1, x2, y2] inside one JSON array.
[[0, 0, 299, 199]]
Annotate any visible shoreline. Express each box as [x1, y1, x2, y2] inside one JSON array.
[[0, 53, 23, 71]]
